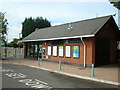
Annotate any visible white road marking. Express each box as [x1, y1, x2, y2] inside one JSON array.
[[31, 84, 52, 89], [25, 80, 40, 86], [5, 69, 52, 89], [19, 79, 52, 89], [35, 79, 48, 85], [19, 79, 32, 83], [6, 73, 26, 78], [13, 73, 27, 78], [2, 69, 13, 72]]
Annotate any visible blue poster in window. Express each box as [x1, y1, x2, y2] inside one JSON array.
[[73, 46, 79, 58]]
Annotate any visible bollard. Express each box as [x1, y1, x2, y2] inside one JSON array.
[[18, 56, 20, 64], [17, 48, 20, 64], [91, 64, 95, 77], [38, 51, 42, 66], [38, 56, 42, 66], [38, 57, 40, 66], [59, 61, 62, 71], [38, 52, 40, 66]]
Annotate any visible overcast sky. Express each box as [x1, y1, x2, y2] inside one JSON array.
[[0, 0, 119, 42]]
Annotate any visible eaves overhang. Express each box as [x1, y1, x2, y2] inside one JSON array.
[[19, 34, 95, 43]]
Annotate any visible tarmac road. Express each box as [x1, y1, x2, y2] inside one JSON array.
[[2, 63, 119, 89]]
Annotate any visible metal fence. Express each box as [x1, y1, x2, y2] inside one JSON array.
[[1, 47, 24, 58]]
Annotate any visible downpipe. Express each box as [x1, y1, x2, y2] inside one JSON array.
[[80, 37, 86, 68]]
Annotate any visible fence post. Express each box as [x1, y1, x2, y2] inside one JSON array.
[[91, 64, 95, 77], [5, 48, 7, 57], [59, 61, 62, 71], [14, 49, 16, 57]]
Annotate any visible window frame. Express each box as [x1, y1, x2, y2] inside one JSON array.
[[72, 45, 80, 58], [65, 45, 71, 58], [47, 46, 52, 56], [58, 46, 64, 57], [52, 46, 58, 56]]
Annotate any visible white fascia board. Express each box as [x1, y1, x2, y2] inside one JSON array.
[[20, 34, 95, 43]]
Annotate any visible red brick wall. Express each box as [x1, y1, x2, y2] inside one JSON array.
[[85, 38, 95, 64], [96, 22, 118, 63], [42, 38, 95, 65]]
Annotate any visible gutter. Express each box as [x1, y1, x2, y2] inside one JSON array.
[[80, 37, 86, 68], [19, 34, 94, 43]]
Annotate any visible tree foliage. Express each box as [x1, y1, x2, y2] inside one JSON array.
[[7, 38, 19, 47], [0, 12, 8, 45], [7, 38, 23, 48], [109, 1, 120, 10], [0, 12, 8, 35], [22, 17, 51, 38]]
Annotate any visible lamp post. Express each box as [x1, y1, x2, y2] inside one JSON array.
[[17, 33, 21, 64]]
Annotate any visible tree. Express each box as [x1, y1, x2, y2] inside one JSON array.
[[22, 17, 51, 38], [109, 0, 120, 10], [7, 38, 23, 48], [0, 12, 8, 46], [7, 38, 18, 47]]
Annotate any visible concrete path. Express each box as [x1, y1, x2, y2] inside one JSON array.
[[1, 58, 119, 86]]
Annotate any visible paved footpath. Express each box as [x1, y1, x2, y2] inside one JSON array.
[[1, 58, 120, 86]]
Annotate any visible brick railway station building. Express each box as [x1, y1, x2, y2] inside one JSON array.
[[20, 15, 120, 67]]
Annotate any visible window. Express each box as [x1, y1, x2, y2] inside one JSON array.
[[48, 46, 51, 56], [65, 46, 71, 57], [30, 44, 34, 56], [35, 45, 37, 53], [53, 46, 57, 56], [73, 46, 80, 58], [59, 46, 64, 57], [39, 45, 42, 51]]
